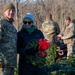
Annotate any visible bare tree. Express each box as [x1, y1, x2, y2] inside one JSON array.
[[1, 0, 75, 31]]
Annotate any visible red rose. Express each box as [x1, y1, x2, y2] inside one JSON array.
[[37, 38, 50, 51], [37, 38, 50, 57]]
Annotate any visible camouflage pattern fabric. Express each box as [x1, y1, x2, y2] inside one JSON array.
[[42, 20, 60, 42], [67, 43, 75, 57], [63, 23, 75, 57], [0, 18, 17, 74], [0, 19, 17, 67], [3, 67, 14, 75], [0, 20, 3, 75], [63, 23, 75, 44]]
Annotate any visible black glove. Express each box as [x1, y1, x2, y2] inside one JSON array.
[[25, 48, 38, 55]]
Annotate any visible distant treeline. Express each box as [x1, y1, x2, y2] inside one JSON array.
[[0, 0, 75, 31]]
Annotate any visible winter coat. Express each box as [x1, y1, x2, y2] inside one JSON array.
[[42, 19, 60, 42], [17, 26, 46, 75], [0, 16, 17, 68], [63, 23, 75, 44]]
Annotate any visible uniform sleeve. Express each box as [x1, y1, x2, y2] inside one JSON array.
[[64, 23, 75, 39], [1, 23, 11, 43]]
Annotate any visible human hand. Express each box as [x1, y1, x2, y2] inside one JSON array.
[[57, 34, 62, 38], [60, 36, 65, 40]]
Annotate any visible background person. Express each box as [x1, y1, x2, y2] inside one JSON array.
[[58, 16, 75, 58], [42, 14, 60, 43]]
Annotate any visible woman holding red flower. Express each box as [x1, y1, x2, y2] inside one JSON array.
[[17, 13, 47, 75]]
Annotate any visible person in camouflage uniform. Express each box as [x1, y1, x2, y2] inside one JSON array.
[[42, 14, 60, 42], [0, 3, 17, 75], [58, 17, 75, 58]]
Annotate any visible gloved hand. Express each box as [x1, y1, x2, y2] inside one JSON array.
[[25, 47, 38, 55]]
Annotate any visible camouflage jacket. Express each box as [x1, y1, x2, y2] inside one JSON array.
[[63, 23, 75, 44], [0, 17, 17, 68], [42, 20, 60, 42]]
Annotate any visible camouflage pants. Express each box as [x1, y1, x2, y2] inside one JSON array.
[[3, 67, 14, 75], [67, 43, 75, 57]]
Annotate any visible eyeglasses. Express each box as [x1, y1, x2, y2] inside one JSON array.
[[23, 21, 33, 24]]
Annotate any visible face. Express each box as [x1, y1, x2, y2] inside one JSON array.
[[23, 18, 33, 28], [65, 19, 70, 26], [4, 9, 15, 19]]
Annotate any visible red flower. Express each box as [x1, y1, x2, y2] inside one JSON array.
[[40, 51, 46, 57], [37, 38, 50, 51], [37, 38, 50, 57]]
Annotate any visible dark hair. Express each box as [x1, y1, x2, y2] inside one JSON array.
[[65, 16, 71, 21]]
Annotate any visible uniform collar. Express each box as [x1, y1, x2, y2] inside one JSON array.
[[3, 15, 14, 23]]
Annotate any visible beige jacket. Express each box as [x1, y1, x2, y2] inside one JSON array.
[[63, 23, 75, 44]]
